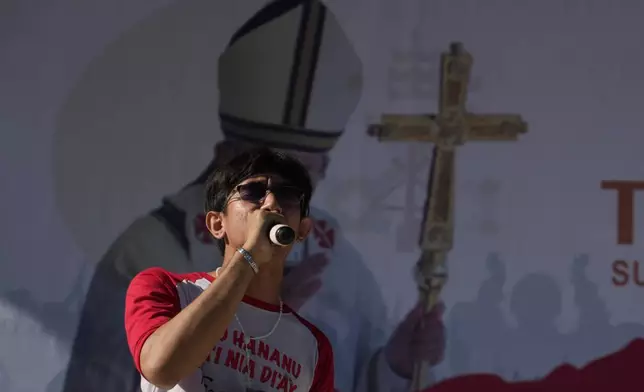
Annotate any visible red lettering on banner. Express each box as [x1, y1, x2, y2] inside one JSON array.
[[612, 260, 630, 286], [635, 262, 644, 286], [601, 181, 644, 287], [612, 260, 644, 287], [601, 181, 644, 245], [220, 328, 228, 342]]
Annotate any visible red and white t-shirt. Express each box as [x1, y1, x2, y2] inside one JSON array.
[[124, 267, 334, 392]]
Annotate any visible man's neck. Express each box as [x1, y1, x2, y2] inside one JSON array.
[[246, 265, 283, 306]]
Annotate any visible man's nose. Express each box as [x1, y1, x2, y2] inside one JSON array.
[[261, 192, 283, 214]]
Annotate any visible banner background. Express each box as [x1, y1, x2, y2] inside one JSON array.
[[2, 0, 644, 390]]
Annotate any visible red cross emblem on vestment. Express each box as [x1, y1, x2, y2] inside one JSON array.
[[312, 219, 335, 249]]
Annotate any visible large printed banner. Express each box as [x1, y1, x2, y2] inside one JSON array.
[[2, 0, 644, 391]]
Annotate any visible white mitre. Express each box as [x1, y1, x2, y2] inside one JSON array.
[[218, 0, 363, 152]]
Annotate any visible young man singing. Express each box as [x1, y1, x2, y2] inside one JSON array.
[[124, 148, 334, 392]]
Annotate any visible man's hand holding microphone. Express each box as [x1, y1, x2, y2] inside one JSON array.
[[239, 209, 295, 269]]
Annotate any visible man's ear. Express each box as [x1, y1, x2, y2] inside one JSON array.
[[297, 217, 313, 242], [206, 211, 226, 239]]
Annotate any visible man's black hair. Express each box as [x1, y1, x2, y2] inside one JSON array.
[[205, 147, 313, 255]]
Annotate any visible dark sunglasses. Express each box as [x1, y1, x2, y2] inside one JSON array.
[[232, 180, 304, 211]]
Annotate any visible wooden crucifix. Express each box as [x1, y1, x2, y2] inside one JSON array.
[[368, 42, 528, 391]]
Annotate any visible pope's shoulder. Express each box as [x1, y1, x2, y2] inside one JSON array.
[[100, 212, 193, 279], [115, 212, 176, 244]]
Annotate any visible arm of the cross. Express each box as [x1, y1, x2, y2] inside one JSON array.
[[367, 114, 439, 142], [465, 114, 528, 141], [439, 42, 473, 116]]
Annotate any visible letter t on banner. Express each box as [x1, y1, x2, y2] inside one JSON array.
[[601, 181, 644, 245]]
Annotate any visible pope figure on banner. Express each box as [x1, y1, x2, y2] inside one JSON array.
[[63, 1, 445, 391]]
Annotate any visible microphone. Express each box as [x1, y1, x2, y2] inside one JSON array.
[[269, 224, 296, 246]]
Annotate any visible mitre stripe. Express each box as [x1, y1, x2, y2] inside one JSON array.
[[283, 1, 327, 128], [220, 113, 342, 153]]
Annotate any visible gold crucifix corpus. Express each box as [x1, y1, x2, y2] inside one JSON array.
[[368, 42, 528, 391]]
